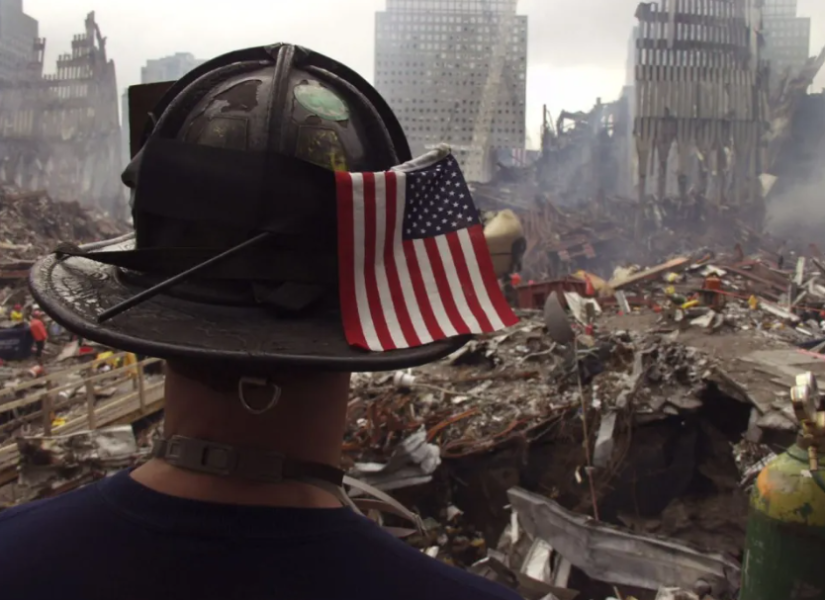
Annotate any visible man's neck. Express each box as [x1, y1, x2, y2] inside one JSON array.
[[130, 367, 352, 508], [130, 459, 343, 508]]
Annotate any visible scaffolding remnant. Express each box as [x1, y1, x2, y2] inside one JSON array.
[[0, 12, 123, 216], [633, 0, 767, 214]]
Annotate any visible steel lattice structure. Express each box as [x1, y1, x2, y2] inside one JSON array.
[[0, 12, 123, 215], [633, 0, 767, 211]]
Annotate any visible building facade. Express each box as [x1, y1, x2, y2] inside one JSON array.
[[625, 26, 638, 88], [374, 0, 527, 177], [633, 0, 766, 207], [0, 0, 38, 83], [140, 52, 205, 84], [761, 0, 810, 83], [122, 52, 206, 165], [0, 13, 124, 214]]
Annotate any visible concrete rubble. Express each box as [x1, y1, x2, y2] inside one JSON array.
[[1, 423, 162, 507], [333, 243, 825, 598], [0, 183, 126, 280], [0, 180, 128, 375]]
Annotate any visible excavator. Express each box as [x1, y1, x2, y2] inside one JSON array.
[[482, 209, 526, 279]]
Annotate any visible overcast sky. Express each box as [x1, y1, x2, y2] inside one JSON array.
[[24, 0, 825, 149]]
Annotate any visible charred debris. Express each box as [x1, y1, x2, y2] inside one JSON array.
[[5, 3, 825, 600], [0, 183, 127, 294], [10, 254, 825, 599]]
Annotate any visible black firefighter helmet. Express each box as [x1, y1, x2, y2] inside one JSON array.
[[29, 44, 470, 372]]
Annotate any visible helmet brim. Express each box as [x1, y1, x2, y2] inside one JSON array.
[[29, 235, 469, 371]]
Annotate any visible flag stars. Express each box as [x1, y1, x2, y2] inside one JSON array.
[[402, 154, 478, 240]]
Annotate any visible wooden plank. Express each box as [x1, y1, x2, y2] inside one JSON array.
[[1, 358, 161, 413], [42, 380, 55, 436], [0, 381, 165, 476], [0, 352, 128, 401], [610, 257, 691, 289], [137, 363, 146, 413], [85, 379, 96, 430]]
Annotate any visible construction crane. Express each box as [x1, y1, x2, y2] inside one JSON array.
[[462, 0, 519, 182]]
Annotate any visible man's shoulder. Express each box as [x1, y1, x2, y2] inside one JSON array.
[[0, 483, 101, 532], [0, 475, 522, 600]]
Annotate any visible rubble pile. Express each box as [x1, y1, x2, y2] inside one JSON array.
[[338, 247, 825, 598], [340, 305, 776, 597], [511, 193, 780, 282], [0, 421, 162, 507], [8, 233, 825, 597], [0, 184, 127, 287]]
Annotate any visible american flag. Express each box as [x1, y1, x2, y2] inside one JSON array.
[[336, 149, 518, 352]]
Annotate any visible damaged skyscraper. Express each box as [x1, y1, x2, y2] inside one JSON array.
[[374, 0, 527, 181], [633, 0, 767, 223], [0, 11, 123, 215]]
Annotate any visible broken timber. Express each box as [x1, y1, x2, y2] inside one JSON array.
[[0, 354, 165, 485]]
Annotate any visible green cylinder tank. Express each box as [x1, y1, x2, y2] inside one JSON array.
[[741, 445, 825, 599]]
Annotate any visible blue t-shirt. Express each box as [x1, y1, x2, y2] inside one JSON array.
[[0, 469, 521, 600]]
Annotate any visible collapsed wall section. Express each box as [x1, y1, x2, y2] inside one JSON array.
[[634, 0, 767, 213], [0, 12, 124, 216]]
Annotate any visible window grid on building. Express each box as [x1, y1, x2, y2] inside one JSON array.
[[0, 0, 39, 84], [761, 3, 810, 82], [375, 0, 527, 161]]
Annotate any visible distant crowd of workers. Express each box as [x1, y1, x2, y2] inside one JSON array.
[[9, 303, 49, 363]]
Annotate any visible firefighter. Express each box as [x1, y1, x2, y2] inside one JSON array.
[[9, 303, 23, 323], [0, 44, 521, 600], [28, 310, 47, 364]]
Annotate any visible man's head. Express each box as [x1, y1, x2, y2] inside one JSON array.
[[27, 44, 516, 510]]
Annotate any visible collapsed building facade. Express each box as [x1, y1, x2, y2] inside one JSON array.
[[633, 0, 766, 216], [473, 0, 825, 281], [0, 12, 123, 216]]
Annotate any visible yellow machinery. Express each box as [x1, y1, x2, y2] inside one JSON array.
[[741, 372, 825, 599], [482, 209, 526, 278]]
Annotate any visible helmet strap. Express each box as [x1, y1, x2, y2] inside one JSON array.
[[150, 435, 349, 503], [149, 436, 426, 535]]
